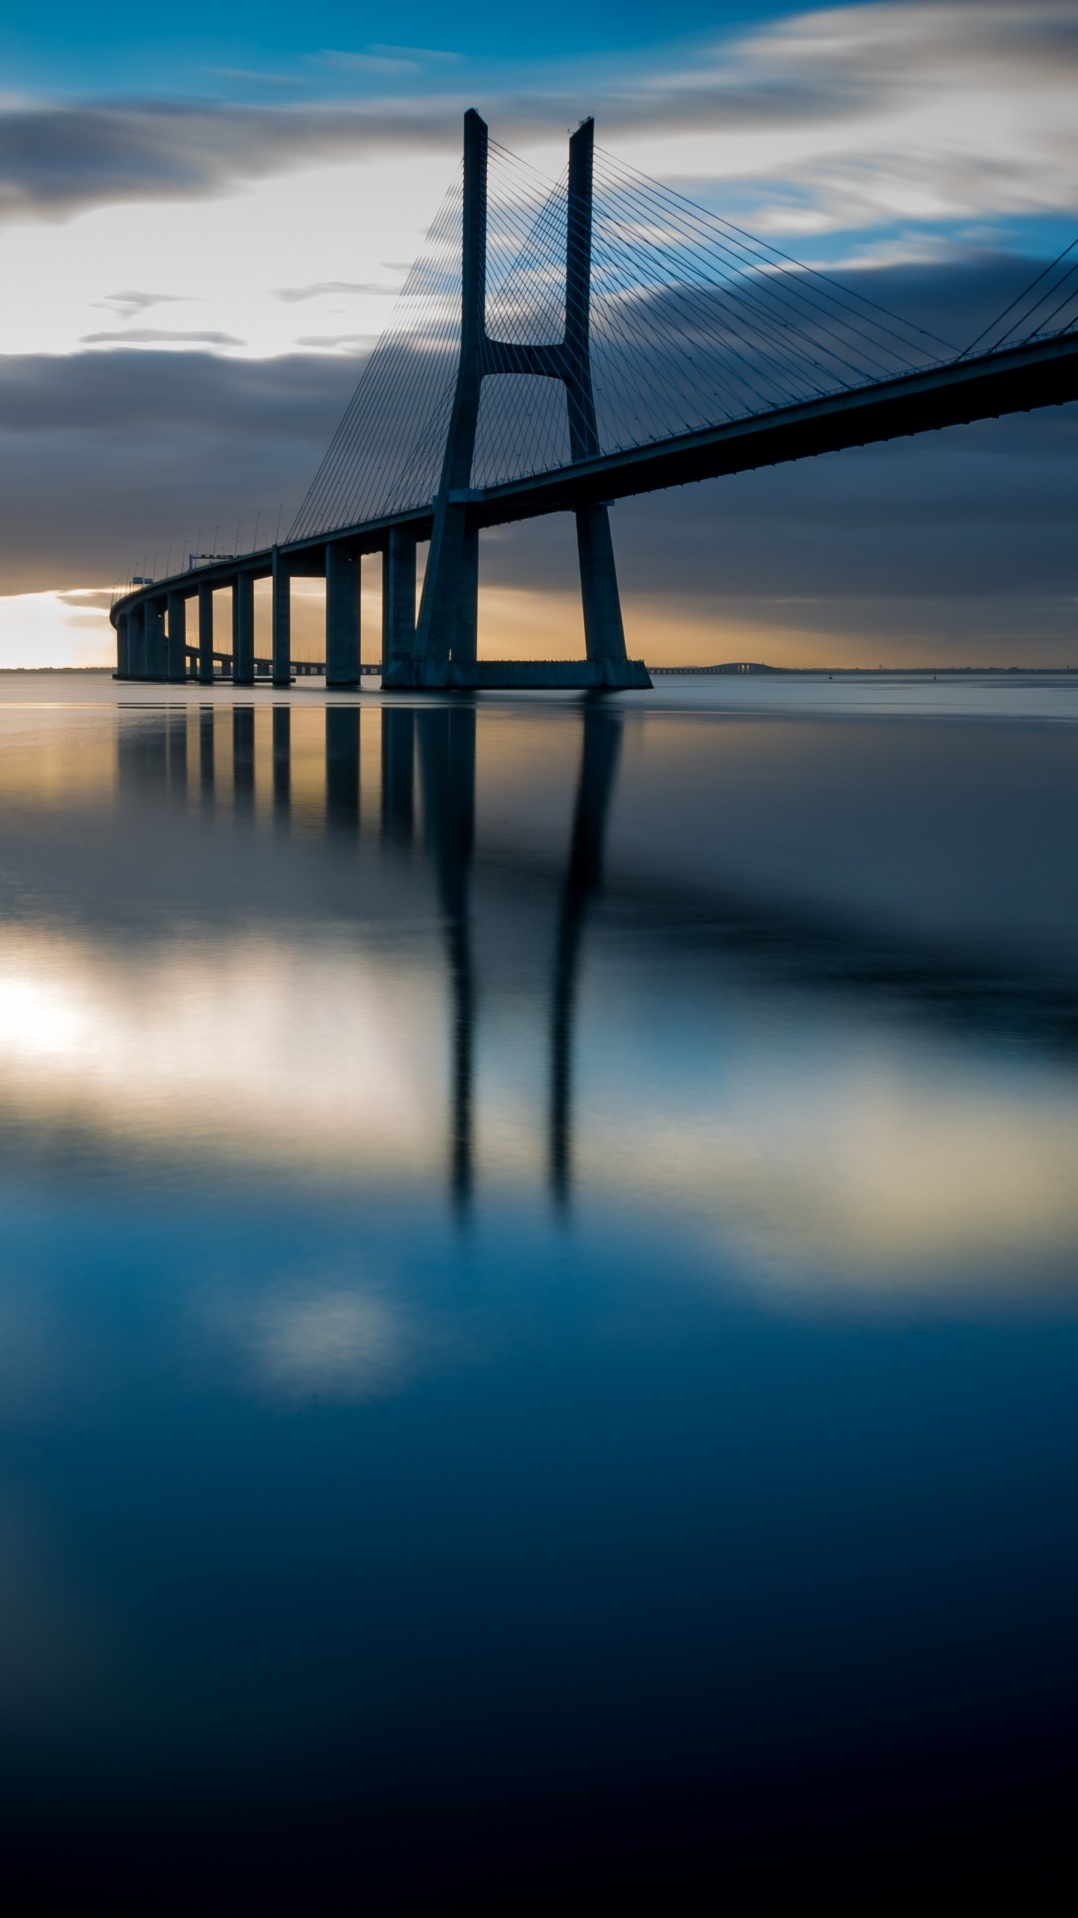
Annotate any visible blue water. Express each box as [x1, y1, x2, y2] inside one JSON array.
[[1, 672, 1077, 1904]]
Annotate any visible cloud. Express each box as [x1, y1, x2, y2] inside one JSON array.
[[293, 332, 373, 349], [225, 1282, 414, 1400], [273, 279, 402, 301], [96, 289, 191, 321], [0, 350, 357, 591], [0, 2, 1075, 240], [80, 327, 245, 346], [0, 98, 462, 225]]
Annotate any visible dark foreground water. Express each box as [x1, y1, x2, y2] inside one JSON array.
[[2, 670, 1078, 1908]]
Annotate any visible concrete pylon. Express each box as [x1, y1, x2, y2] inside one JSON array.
[[198, 582, 215, 686], [326, 542, 360, 686], [272, 547, 291, 687], [565, 121, 628, 668], [410, 108, 488, 681], [145, 598, 167, 680], [233, 575, 255, 686], [393, 109, 646, 691], [166, 591, 188, 683], [383, 527, 417, 673]]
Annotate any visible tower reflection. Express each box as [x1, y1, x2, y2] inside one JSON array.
[[408, 699, 621, 1218], [417, 705, 477, 1219], [550, 702, 622, 1209], [115, 697, 621, 1219]]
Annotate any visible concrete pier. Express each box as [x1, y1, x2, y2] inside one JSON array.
[[272, 549, 291, 687], [167, 592, 187, 683], [234, 575, 255, 687], [198, 583, 215, 687], [383, 529, 417, 675], [326, 543, 360, 687]]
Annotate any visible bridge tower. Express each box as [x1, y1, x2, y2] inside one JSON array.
[[388, 111, 646, 690]]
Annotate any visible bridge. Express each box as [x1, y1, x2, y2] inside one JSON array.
[[111, 110, 1078, 691]]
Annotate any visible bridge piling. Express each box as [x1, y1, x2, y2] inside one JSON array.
[[130, 604, 146, 679], [145, 599, 167, 680], [325, 542, 360, 687], [234, 575, 255, 687], [383, 529, 417, 674], [198, 583, 215, 686], [272, 548, 291, 688], [115, 612, 129, 679], [166, 591, 188, 684]]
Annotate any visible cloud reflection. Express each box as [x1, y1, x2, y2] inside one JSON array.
[[219, 1282, 413, 1401]]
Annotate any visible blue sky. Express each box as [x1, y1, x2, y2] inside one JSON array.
[[1, 2, 842, 90]]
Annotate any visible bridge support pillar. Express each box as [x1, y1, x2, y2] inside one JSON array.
[[576, 505, 628, 666], [129, 604, 146, 679], [234, 574, 255, 686], [115, 612, 129, 679], [454, 524, 479, 666], [272, 548, 291, 688], [198, 583, 215, 686], [144, 599, 167, 680], [326, 542, 360, 686], [167, 591, 188, 683], [382, 529, 417, 677]]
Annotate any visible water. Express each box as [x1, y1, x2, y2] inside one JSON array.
[[2, 670, 1077, 1904]]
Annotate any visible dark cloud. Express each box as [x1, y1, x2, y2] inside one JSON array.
[[0, 4, 1074, 230], [0, 100, 462, 225], [0, 350, 358, 590]]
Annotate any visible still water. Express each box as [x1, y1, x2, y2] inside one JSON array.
[[2, 670, 1077, 1904]]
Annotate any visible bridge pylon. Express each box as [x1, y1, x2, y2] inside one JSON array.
[[384, 110, 650, 691]]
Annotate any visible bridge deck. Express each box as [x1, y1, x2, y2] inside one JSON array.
[[112, 329, 1078, 620]]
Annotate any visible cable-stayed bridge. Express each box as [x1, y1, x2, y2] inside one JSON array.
[[112, 110, 1078, 690]]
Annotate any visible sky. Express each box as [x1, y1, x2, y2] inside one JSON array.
[[0, 0, 1076, 667]]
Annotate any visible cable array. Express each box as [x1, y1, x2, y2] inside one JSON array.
[[289, 174, 464, 541], [291, 135, 967, 538], [961, 237, 1078, 359]]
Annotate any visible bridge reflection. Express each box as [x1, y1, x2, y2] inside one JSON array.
[[116, 698, 621, 1217]]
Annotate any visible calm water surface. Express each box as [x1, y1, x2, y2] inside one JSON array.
[[2, 670, 1078, 1905]]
